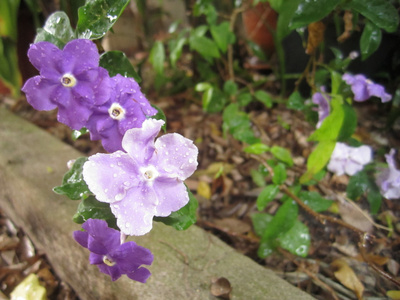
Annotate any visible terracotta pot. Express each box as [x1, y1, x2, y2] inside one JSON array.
[[242, 2, 278, 56]]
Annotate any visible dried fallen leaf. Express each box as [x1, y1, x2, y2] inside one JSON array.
[[10, 273, 46, 300], [387, 290, 400, 299], [197, 181, 212, 200], [331, 258, 364, 299], [210, 277, 232, 299], [306, 21, 326, 55]]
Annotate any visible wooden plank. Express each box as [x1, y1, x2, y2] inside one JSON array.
[[0, 106, 315, 300]]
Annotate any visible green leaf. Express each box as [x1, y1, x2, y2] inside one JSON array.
[[0, 38, 21, 97], [298, 191, 333, 212], [210, 21, 236, 53], [76, 0, 130, 39], [287, 91, 306, 110], [367, 189, 382, 215], [274, 0, 302, 41], [169, 37, 187, 67], [72, 128, 89, 140], [0, 0, 20, 40], [189, 35, 220, 60], [360, 21, 382, 61], [346, 170, 382, 214], [251, 213, 273, 237], [53, 157, 91, 200], [346, 170, 369, 200], [237, 92, 253, 106], [193, 1, 217, 25], [300, 140, 336, 184], [150, 104, 167, 132], [258, 200, 298, 258], [223, 103, 259, 144], [149, 41, 165, 75], [34, 11, 75, 48], [344, 0, 399, 33], [254, 90, 273, 108], [154, 187, 198, 230], [251, 169, 266, 188], [289, 0, 341, 30], [272, 163, 287, 185], [278, 220, 310, 257], [309, 96, 347, 142], [73, 196, 117, 229], [244, 143, 270, 155], [337, 102, 357, 142], [99, 51, 141, 82], [270, 146, 294, 166], [223, 80, 238, 96], [257, 184, 280, 211]]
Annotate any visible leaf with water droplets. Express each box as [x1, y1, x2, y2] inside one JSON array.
[[53, 157, 91, 200], [76, 0, 130, 39], [34, 11, 75, 49], [100, 51, 141, 82], [73, 195, 118, 229]]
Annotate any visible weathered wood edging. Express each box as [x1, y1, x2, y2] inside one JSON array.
[[0, 107, 315, 300]]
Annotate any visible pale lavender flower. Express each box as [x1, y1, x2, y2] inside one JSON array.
[[312, 88, 330, 128], [376, 149, 400, 199], [327, 142, 373, 176], [86, 74, 157, 152], [82, 118, 198, 236], [73, 219, 153, 282], [342, 73, 392, 103], [21, 39, 111, 129]]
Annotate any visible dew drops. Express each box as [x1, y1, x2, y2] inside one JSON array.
[[104, 188, 109, 193], [110, 164, 115, 168], [189, 159, 194, 163], [113, 173, 117, 178]]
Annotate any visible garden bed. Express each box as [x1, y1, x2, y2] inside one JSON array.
[[0, 105, 315, 299]]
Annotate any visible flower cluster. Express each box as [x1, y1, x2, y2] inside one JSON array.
[[22, 39, 199, 282], [327, 143, 372, 176], [376, 149, 400, 199], [342, 73, 392, 103], [22, 39, 157, 152]]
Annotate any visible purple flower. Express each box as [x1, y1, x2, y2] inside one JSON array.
[[73, 219, 153, 282], [342, 73, 392, 103], [82, 118, 198, 236], [376, 149, 400, 199], [86, 74, 157, 152], [312, 89, 330, 128], [327, 142, 372, 176], [21, 39, 111, 130]]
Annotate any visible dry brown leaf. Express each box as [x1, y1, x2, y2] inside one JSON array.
[[197, 181, 211, 200], [210, 277, 232, 299], [338, 10, 355, 43], [331, 258, 364, 299], [306, 21, 326, 55]]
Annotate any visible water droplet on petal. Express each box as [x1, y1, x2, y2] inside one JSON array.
[[189, 159, 194, 163], [113, 173, 117, 178]]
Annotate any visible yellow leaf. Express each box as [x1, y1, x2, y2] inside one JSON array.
[[387, 290, 400, 299], [332, 258, 364, 299], [197, 181, 211, 200], [10, 273, 47, 300]]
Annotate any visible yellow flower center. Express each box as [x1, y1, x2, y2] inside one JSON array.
[[103, 255, 116, 267], [108, 103, 126, 120], [61, 73, 77, 87]]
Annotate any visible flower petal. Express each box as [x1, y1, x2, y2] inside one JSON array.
[[83, 152, 139, 203], [21, 77, 58, 111], [110, 188, 157, 236], [153, 179, 189, 217], [153, 133, 198, 181], [126, 267, 152, 283], [82, 219, 121, 252], [97, 264, 123, 281], [62, 39, 99, 73], [113, 242, 153, 272], [28, 41, 62, 73], [122, 118, 164, 164], [73, 230, 89, 248]]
